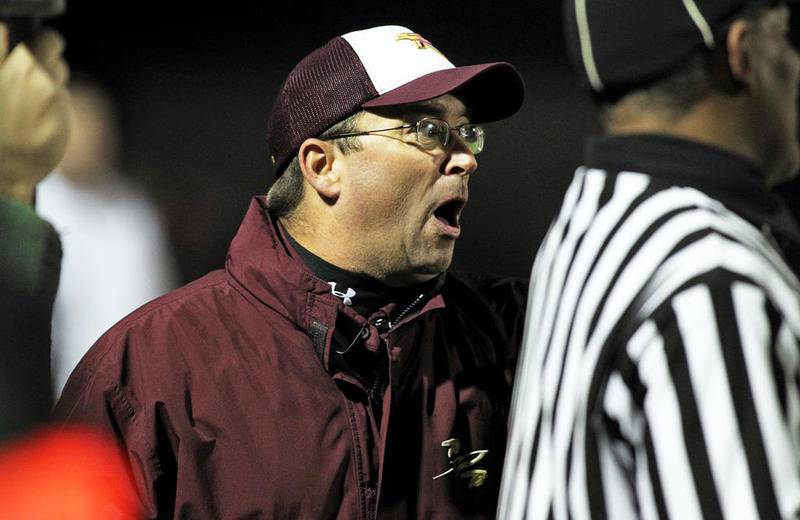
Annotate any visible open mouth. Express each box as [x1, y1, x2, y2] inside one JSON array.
[[433, 198, 466, 230]]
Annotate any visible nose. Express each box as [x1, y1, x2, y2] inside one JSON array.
[[442, 141, 478, 176]]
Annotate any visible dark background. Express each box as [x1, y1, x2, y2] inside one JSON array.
[[49, 1, 798, 283]]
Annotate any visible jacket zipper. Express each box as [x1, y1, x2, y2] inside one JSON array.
[[365, 292, 427, 423], [387, 292, 426, 329], [345, 292, 428, 519]]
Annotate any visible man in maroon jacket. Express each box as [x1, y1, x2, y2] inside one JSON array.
[[56, 25, 526, 519]]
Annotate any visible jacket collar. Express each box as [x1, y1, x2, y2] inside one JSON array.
[[225, 197, 341, 332], [224, 197, 446, 369], [585, 134, 800, 247]]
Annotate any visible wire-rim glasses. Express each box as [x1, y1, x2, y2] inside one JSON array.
[[323, 117, 485, 155]]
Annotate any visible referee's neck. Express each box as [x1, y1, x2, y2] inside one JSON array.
[[604, 94, 760, 180]]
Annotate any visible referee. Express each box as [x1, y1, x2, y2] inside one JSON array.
[[500, 1, 800, 519]]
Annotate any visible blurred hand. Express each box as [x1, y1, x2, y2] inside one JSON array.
[[0, 23, 70, 205]]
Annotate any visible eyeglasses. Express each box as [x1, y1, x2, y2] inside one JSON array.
[[323, 117, 485, 155]]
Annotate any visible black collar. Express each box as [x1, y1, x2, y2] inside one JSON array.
[[283, 228, 438, 317], [585, 134, 800, 246]]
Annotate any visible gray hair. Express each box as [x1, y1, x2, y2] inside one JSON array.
[[267, 111, 364, 218]]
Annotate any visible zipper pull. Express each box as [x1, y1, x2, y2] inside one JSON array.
[[334, 324, 370, 355], [371, 316, 390, 333]]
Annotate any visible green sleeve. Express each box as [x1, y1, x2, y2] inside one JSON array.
[[0, 196, 62, 440]]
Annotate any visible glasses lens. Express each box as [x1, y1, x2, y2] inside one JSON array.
[[459, 124, 485, 154], [416, 118, 449, 150]]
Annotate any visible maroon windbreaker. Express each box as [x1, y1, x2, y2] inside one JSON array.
[[55, 197, 526, 519]]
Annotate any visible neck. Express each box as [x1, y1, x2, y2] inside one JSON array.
[[280, 222, 437, 315], [606, 93, 764, 178], [280, 212, 361, 273], [282, 188, 446, 287]]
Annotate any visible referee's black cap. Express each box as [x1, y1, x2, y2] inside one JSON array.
[[563, 0, 796, 100]]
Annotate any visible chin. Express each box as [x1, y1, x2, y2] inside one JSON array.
[[418, 261, 451, 278], [413, 255, 453, 278], [388, 269, 441, 288], [766, 149, 800, 186], [783, 161, 800, 184], [761, 130, 800, 186]]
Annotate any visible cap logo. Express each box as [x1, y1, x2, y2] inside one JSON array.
[[341, 26, 455, 95], [396, 32, 444, 56]]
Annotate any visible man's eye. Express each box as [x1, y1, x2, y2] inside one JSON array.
[[419, 121, 440, 138], [461, 126, 479, 141]]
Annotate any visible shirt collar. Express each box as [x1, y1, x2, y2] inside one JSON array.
[[585, 133, 800, 246]]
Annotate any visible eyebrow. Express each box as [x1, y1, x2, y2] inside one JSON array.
[[402, 100, 450, 119], [369, 97, 473, 123], [395, 100, 474, 124]]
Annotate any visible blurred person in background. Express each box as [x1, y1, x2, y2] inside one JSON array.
[[0, 22, 140, 519], [0, 22, 69, 441], [37, 76, 178, 397]]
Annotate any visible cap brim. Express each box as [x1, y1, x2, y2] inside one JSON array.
[[361, 62, 525, 123]]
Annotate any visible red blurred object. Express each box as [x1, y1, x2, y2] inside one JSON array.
[[0, 426, 140, 519]]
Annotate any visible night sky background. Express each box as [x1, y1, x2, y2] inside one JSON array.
[[49, 0, 800, 284]]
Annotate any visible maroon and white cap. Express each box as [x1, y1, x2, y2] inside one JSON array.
[[267, 25, 525, 175]]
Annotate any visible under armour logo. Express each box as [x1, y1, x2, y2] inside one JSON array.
[[433, 438, 488, 489], [328, 282, 356, 306], [396, 32, 444, 56]]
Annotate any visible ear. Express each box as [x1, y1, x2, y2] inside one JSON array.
[[727, 18, 754, 85], [298, 138, 341, 202]]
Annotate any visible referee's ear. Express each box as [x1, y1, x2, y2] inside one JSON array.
[[725, 18, 754, 86]]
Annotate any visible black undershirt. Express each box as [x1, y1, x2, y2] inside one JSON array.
[[283, 229, 435, 317]]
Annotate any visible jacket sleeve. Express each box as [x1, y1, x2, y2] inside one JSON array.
[[0, 196, 61, 440], [53, 327, 168, 520], [612, 272, 800, 520]]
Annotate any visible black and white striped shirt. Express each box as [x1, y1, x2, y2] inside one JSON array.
[[499, 135, 800, 520]]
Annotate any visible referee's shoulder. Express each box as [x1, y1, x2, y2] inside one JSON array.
[[639, 215, 797, 320]]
